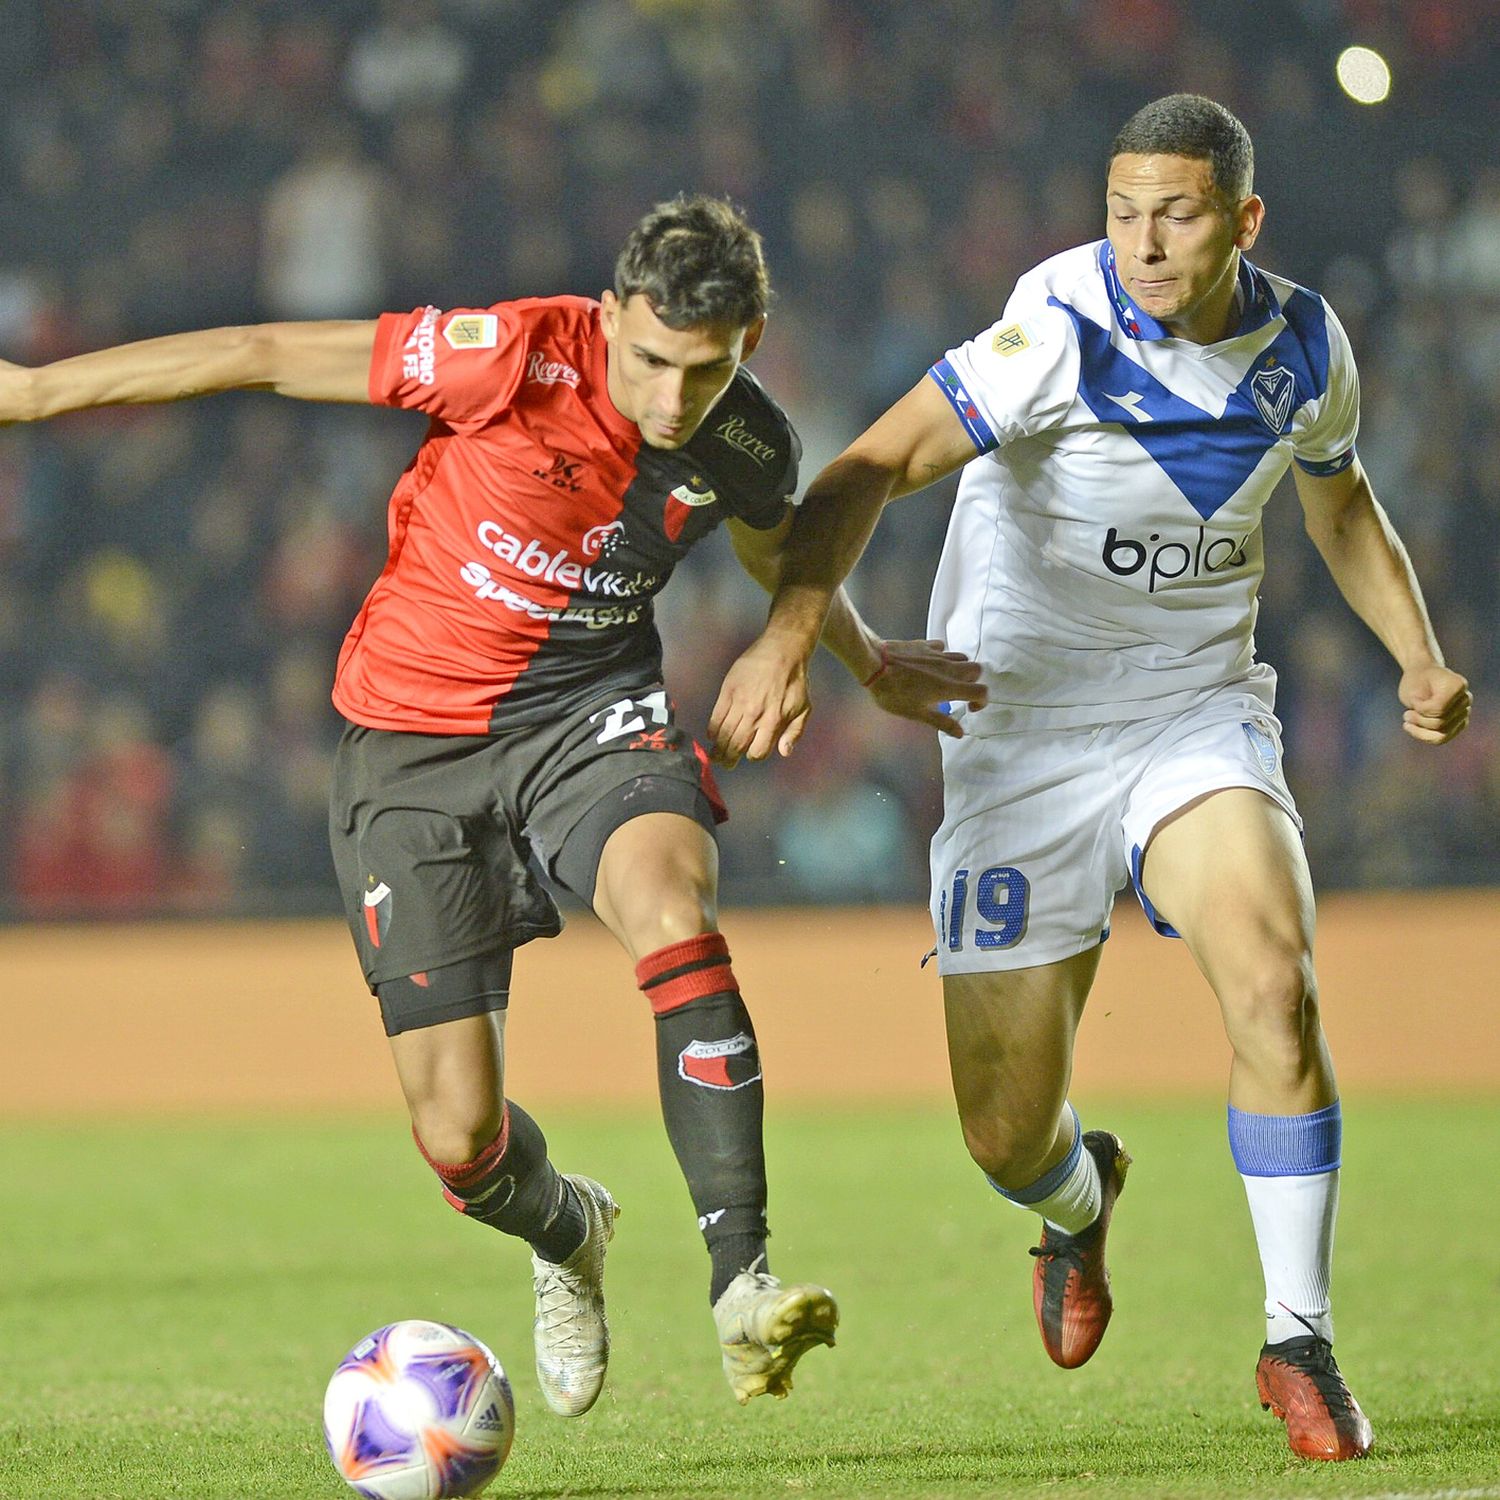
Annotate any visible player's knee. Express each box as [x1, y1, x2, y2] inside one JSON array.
[[1223, 950, 1321, 1058], [655, 883, 716, 941], [409, 1096, 505, 1167], [625, 887, 719, 956], [956, 1111, 1054, 1186]]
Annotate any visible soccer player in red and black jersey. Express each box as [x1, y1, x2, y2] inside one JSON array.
[[0, 196, 983, 1414]]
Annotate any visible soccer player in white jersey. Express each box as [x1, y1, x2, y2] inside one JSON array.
[[709, 94, 1472, 1461]]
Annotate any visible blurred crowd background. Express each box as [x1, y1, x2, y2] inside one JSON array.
[[0, 0, 1496, 920]]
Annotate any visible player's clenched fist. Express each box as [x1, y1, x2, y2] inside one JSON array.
[[1399, 663, 1472, 745]]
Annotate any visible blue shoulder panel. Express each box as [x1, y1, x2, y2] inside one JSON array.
[[1267, 288, 1354, 475], [1275, 286, 1332, 391]]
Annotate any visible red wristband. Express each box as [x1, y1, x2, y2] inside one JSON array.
[[860, 643, 890, 688]]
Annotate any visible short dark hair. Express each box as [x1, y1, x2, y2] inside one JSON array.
[[614, 194, 771, 331], [1109, 93, 1254, 200]]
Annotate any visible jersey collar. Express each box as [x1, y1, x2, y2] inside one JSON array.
[[1097, 241, 1281, 343]]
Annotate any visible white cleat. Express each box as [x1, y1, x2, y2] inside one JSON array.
[[531, 1175, 619, 1417], [712, 1259, 838, 1405]]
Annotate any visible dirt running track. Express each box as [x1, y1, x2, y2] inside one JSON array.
[[1, 891, 1495, 1116]]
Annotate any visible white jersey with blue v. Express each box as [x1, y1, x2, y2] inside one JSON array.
[[927, 240, 1359, 732]]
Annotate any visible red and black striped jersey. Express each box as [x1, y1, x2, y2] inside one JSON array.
[[332, 296, 799, 733]]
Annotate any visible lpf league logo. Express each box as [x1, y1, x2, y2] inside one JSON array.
[[443, 314, 498, 349], [678, 1033, 761, 1091], [1251, 362, 1296, 433], [663, 475, 717, 542]]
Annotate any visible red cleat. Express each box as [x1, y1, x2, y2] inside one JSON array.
[[1256, 1335, 1373, 1461], [1029, 1130, 1131, 1368]]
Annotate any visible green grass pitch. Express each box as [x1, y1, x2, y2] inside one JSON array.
[[2, 1099, 1497, 1498]]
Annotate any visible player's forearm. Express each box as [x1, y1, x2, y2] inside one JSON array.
[[761, 453, 897, 660], [813, 587, 886, 684], [1312, 496, 1445, 672], [15, 327, 273, 419], [10, 321, 375, 419], [734, 524, 883, 683]]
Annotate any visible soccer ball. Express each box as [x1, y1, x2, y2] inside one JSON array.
[[323, 1320, 515, 1499]]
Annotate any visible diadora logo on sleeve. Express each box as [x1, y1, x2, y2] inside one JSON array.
[[443, 314, 498, 349], [1101, 525, 1250, 593], [401, 307, 439, 385], [525, 350, 580, 388], [713, 414, 777, 467], [1103, 389, 1152, 423]]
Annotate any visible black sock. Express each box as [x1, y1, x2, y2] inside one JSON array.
[[415, 1100, 587, 1264], [710, 1233, 768, 1303], [636, 935, 770, 1303]]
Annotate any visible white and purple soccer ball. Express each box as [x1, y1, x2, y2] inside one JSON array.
[[323, 1320, 515, 1499]]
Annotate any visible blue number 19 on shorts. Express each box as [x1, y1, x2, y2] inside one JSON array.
[[944, 865, 1031, 951]]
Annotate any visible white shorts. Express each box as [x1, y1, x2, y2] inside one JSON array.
[[928, 683, 1301, 975]]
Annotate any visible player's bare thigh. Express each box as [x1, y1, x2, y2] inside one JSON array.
[[943, 947, 1101, 1184], [1139, 785, 1314, 988], [591, 811, 721, 961], [1139, 786, 1333, 1111]]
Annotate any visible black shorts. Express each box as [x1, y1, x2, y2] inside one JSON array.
[[328, 682, 726, 1001]]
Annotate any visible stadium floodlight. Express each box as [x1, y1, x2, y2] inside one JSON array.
[[1336, 45, 1392, 105]]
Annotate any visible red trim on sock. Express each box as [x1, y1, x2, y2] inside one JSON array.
[[635, 934, 738, 1014], [644, 962, 738, 1013], [634, 932, 729, 987], [412, 1102, 512, 1197]]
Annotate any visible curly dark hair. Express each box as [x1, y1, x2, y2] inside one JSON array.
[[614, 194, 771, 330], [1110, 94, 1254, 200]]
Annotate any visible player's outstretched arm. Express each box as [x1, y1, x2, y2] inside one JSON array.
[[0, 320, 378, 423], [723, 514, 986, 766], [709, 376, 982, 766], [1294, 458, 1472, 744]]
